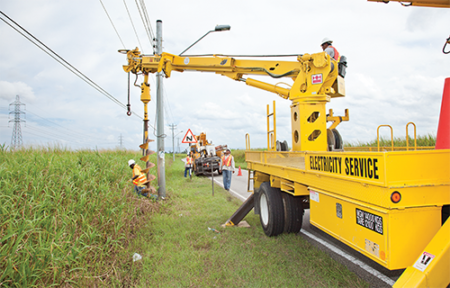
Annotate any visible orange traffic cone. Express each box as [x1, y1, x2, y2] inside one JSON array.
[[237, 166, 242, 176], [436, 78, 450, 150]]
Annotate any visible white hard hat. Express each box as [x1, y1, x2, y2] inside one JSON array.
[[321, 37, 333, 45], [128, 159, 135, 166]]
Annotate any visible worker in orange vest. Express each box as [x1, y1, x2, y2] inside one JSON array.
[[219, 149, 235, 191], [321, 37, 340, 61], [128, 159, 149, 197], [184, 152, 193, 177]]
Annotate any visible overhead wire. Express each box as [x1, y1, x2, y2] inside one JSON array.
[[0, 11, 143, 120], [99, 0, 126, 48], [140, 0, 155, 45], [26, 109, 108, 142], [134, 0, 155, 54], [123, 0, 144, 53]]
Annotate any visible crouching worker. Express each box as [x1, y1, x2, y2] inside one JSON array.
[[128, 159, 150, 197]]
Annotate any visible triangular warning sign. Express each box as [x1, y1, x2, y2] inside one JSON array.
[[182, 129, 197, 143]]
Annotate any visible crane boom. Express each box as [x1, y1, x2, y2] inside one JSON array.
[[120, 49, 345, 103]]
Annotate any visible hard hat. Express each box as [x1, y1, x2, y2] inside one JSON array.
[[321, 37, 333, 45], [187, 152, 190, 156], [128, 159, 135, 166]]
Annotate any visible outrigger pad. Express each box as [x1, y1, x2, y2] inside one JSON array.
[[224, 194, 254, 227]]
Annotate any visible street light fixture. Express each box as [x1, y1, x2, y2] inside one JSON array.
[[179, 25, 231, 56]]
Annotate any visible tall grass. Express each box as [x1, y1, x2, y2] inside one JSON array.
[[0, 147, 159, 287], [345, 134, 436, 147]]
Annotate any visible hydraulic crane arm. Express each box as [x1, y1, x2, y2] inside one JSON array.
[[119, 48, 343, 102]]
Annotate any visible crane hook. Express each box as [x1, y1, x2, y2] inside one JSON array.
[[443, 35, 450, 54]]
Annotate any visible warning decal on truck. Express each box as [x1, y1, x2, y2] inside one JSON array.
[[356, 208, 383, 235], [413, 252, 435, 272]]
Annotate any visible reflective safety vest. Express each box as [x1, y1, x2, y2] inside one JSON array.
[[330, 45, 340, 61], [132, 165, 147, 186], [133, 174, 147, 186], [222, 155, 232, 167], [186, 157, 192, 165]]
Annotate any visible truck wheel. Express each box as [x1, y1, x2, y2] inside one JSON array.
[[282, 193, 304, 234], [259, 182, 284, 237]]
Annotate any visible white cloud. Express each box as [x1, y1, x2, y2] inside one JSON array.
[[0, 81, 36, 102]]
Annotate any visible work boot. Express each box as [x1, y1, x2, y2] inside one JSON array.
[[142, 187, 155, 194]]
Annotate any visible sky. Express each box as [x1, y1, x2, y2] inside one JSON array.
[[1, 0, 449, 152]]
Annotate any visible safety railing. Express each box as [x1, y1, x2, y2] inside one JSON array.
[[267, 101, 276, 151], [245, 133, 251, 151], [377, 125, 394, 152], [406, 122, 417, 151]]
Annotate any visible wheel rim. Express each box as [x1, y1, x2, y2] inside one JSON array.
[[260, 193, 269, 226]]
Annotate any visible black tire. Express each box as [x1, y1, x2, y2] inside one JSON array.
[[327, 129, 335, 151], [332, 129, 343, 150], [259, 182, 285, 237], [282, 193, 304, 234]]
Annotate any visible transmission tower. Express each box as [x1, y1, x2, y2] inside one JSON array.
[[9, 95, 25, 149], [119, 134, 124, 148]]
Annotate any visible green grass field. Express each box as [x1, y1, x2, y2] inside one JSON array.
[[0, 148, 160, 287], [1, 147, 369, 287]]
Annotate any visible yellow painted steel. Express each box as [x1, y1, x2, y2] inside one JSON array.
[[291, 102, 328, 152], [406, 122, 417, 151], [327, 108, 349, 130], [377, 125, 394, 151], [121, 48, 347, 152], [245, 149, 450, 270], [309, 187, 441, 269], [393, 219, 450, 288], [267, 101, 276, 151]]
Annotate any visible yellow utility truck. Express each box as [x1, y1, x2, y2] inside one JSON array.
[[120, 2, 449, 284]]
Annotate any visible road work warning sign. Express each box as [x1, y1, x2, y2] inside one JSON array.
[[182, 129, 197, 143]]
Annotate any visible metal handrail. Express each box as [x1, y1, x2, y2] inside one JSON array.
[[406, 122, 417, 151], [377, 125, 394, 152], [245, 133, 251, 151], [267, 101, 277, 151]]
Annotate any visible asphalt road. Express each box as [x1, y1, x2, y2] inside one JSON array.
[[206, 168, 404, 288]]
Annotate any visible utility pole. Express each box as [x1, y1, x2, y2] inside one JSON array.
[[156, 20, 166, 198], [9, 95, 25, 150], [177, 137, 180, 153], [169, 123, 176, 161]]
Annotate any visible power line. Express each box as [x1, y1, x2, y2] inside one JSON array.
[[123, 0, 144, 53], [99, 0, 126, 48], [26, 109, 107, 142], [135, 0, 155, 53], [0, 11, 143, 119]]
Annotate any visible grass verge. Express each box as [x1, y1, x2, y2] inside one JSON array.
[[125, 154, 368, 287]]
